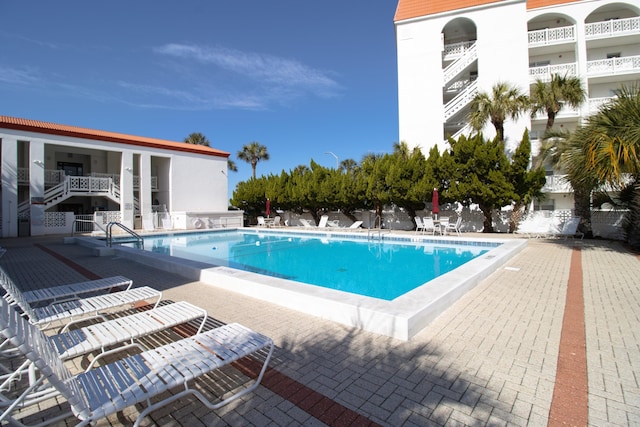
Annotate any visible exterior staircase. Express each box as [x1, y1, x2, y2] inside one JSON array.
[[17, 176, 136, 218]]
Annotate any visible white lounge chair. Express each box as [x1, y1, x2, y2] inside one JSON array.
[[299, 218, 315, 228], [348, 220, 363, 230], [555, 216, 584, 240], [415, 216, 425, 234], [17, 275, 133, 306], [272, 216, 282, 227], [0, 301, 208, 394], [0, 268, 161, 331], [0, 297, 274, 427], [318, 215, 329, 228], [257, 216, 267, 227]]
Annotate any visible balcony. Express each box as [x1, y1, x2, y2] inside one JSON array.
[[585, 16, 640, 40], [588, 96, 615, 115], [543, 175, 573, 193], [529, 63, 577, 83], [528, 25, 576, 47], [587, 55, 640, 78]]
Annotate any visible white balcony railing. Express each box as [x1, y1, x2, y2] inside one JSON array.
[[588, 96, 615, 114], [443, 41, 475, 61], [543, 175, 573, 193], [528, 25, 576, 47], [90, 172, 158, 190], [529, 63, 577, 83], [585, 16, 640, 39], [17, 168, 66, 185], [587, 55, 640, 77]]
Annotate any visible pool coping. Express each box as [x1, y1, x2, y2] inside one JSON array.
[[70, 229, 527, 340]]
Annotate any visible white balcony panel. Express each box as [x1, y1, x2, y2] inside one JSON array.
[[585, 17, 640, 40], [528, 25, 576, 47], [587, 55, 640, 77], [529, 63, 577, 83]]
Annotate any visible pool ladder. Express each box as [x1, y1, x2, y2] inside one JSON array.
[[367, 215, 387, 241], [106, 222, 144, 248]]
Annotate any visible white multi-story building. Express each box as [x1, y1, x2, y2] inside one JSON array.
[[395, 0, 640, 210], [1, 116, 241, 237]]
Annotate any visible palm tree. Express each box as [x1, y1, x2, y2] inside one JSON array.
[[530, 73, 586, 135], [574, 84, 640, 187], [227, 159, 237, 172], [569, 84, 640, 247], [184, 132, 210, 146], [237, 141, 270, 179], [338, 158, 358, 173], [469, 82, 530, 142]]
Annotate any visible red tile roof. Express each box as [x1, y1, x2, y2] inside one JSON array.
[[0, 116, 229, 158], [395, 0, 582, 21]]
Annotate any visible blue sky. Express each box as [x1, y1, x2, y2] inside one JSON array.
[[0, 1, 400, 196]]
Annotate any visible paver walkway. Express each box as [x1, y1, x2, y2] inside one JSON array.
[[0, 235, 638, 426]]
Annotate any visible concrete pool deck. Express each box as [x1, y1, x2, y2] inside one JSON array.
[[0, 233, 638, 426]]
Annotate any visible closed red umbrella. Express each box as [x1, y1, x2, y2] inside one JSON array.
[[266, 198, 271, 217], [432, 188, 439, 219]]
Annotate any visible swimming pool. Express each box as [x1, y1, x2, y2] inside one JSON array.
[[137, 231, 493, 300], [84, 228, 527, 340]]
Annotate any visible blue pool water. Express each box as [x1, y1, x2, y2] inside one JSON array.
[[133, 230, 495, 301]]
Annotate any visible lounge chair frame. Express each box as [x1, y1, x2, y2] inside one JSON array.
[[0, 268, 161, 331], [0, 298, 273, 427], [20, 276, 133, 306]]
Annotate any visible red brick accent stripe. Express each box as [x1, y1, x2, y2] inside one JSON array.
[[548, 246, 588, 426], [234, 358, 381, 426], [35, 244, 102, 280]]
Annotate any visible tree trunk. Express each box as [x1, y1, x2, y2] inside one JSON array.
[[406, 207, 418, 231], [508, 202, 526, 233], [479, 203, 494, 233], [573, 187, 592, 238]]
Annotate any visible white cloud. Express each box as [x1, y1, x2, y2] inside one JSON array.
[[0, 66, 40, 85], [154, 43, 342, 100]]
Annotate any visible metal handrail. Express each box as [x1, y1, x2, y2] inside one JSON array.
[[106, 222, 144, 248], [72, 219, 106, 236]]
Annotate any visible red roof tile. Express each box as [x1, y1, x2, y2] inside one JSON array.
[[0, 116, 229, 158], [395, 0, 582, 21]]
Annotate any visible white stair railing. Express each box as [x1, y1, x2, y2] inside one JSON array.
[[443, 43, 477, 86], [444, 80, 478, 121]]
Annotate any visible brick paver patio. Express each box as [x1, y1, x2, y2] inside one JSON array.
[[0, 234, 638, 426]]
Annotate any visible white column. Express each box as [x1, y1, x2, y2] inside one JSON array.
[[120, 151, 135, 229], [1, 138, 19, 237], [138, 153, 153, 230], [29, 140, 46, 236]]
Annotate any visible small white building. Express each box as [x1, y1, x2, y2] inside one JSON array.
[[394, 0, 640, 211], [1, 116, 242, 237]]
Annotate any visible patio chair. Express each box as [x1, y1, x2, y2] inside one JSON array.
[[257, 216, 267, 227], [0, 301, 208, 395], [414, 216, 425, 234], [0, 268, 161, 331], [422, 217, 437, 235], [272, 216, 282, 227], [318, 215, 329, 228], [17, 275, 133, 307], [445, 216, 463, 236], [0, 297, 274, 427]]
